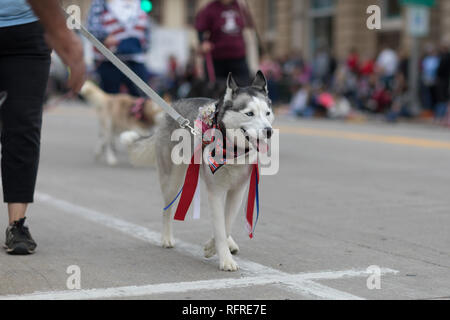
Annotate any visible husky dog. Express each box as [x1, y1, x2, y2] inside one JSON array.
[[121, 71, 274, 271], [80, 81, 163, 166]]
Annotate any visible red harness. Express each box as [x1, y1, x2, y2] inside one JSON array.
[[130, 98, 149, 124]]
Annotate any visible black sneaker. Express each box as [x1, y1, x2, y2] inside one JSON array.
[[3, 218, 37, 255]]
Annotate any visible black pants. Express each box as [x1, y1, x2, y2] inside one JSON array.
[[212, 57, 250, 86], [0, 22, 51, 203], [97, 61, 149, 97]]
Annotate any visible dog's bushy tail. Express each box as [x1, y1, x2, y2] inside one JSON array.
[[120, 131, 156, 167]]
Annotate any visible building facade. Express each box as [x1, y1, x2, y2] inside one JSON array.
[[64, 0, 450, 61], [249, 0, 450, 60]]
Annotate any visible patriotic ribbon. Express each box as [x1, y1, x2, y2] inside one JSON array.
[[246, 164, 260, 239], [173, 154, 201, 221]]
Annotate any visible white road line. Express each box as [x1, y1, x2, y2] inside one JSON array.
[[284, 280, 366, 300], [24, 192, 398, 300], [0, 268, 397, 300], [0, 275, 285, 300]]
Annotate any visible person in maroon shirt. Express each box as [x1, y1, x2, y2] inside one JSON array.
[[195, 0, 250, 85]]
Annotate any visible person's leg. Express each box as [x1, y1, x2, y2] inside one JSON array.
[[227, 58, 250, 86], [8, 204, 28, 225], [97, 61, 122, 94], [423, 85, 433, 110], [267, 79, 279, 103], [213, 58, 229, 83], [0, 22, 50, 253], [435, 102, 448, 120], [123, 61, 149, 97]]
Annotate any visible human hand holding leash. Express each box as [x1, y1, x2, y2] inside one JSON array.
[[45, 31, 86, 93], [28, 0, 86, 93], [200, 41, 214, 54]]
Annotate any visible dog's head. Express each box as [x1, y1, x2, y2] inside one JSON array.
[[80, 80, 103, 101], [216, 71, 274, 151]]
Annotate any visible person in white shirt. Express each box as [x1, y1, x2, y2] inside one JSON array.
[[376, 46, 399, 89]]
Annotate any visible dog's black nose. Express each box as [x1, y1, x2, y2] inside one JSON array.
[[264, 127, 273, 139]]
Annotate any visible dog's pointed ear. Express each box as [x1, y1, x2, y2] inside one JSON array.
[[226, 73, 239, 92], [224, 73, 238, 102], [251, 70, 268, 94]]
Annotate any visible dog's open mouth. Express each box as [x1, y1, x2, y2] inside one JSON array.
[[241, 128, 269, 154]]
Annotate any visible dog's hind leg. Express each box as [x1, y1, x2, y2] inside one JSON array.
[[158, 158, 187, 249], [105, 145, 118, 166], [95, 118, 107, 161], [160, 177, 178, 248], [94, 137, 105, 161], [104, 120, 118, 166], [162, 207, 175, 248]]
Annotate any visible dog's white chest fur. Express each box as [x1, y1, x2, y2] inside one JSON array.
[[201, 163, 252, 191]]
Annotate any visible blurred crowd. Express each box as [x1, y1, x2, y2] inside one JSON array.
[[260, 43, 450, 123], [155, 19, 450, 125], [160, 41, 450, 125]]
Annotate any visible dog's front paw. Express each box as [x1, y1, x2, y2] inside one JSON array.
[[227, 236, 240, 255], [220, 254, 239, 272], [106, 155, 119, 166], [120, 131, 140, 147], [204, 237, 240, 258], [204, 238, 216, 258], [162, 237, 175, 249]]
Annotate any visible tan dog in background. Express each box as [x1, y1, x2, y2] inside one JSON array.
[[80, 81, 163, 165]]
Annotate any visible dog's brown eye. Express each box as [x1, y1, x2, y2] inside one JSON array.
[[245, 112, 255, 117]]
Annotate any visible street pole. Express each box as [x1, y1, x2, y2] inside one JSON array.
[[409, 35, 420, 115], [403, 1, 435, 115]]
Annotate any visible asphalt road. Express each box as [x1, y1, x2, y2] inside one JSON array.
[[0, 103, 449, 300]]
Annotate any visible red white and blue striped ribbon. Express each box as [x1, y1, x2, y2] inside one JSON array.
[[245, 164, 260, 239]]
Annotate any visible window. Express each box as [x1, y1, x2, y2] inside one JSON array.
[[385, 0, 401, 18], [149, 0, 163, 24], [186, 0, 198, 26], [309, 0, 335, 17], [381, 0, 402, 31], [267, 0, 277, 33], [308, 0, 335, 58], [311, 0, 335, 10]]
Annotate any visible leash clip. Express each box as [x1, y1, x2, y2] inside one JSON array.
[[179, 118, 200, 136], [189, 125, 201, 136]]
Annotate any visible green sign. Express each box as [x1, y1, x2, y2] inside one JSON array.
[[401, 0, 436, 7]]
